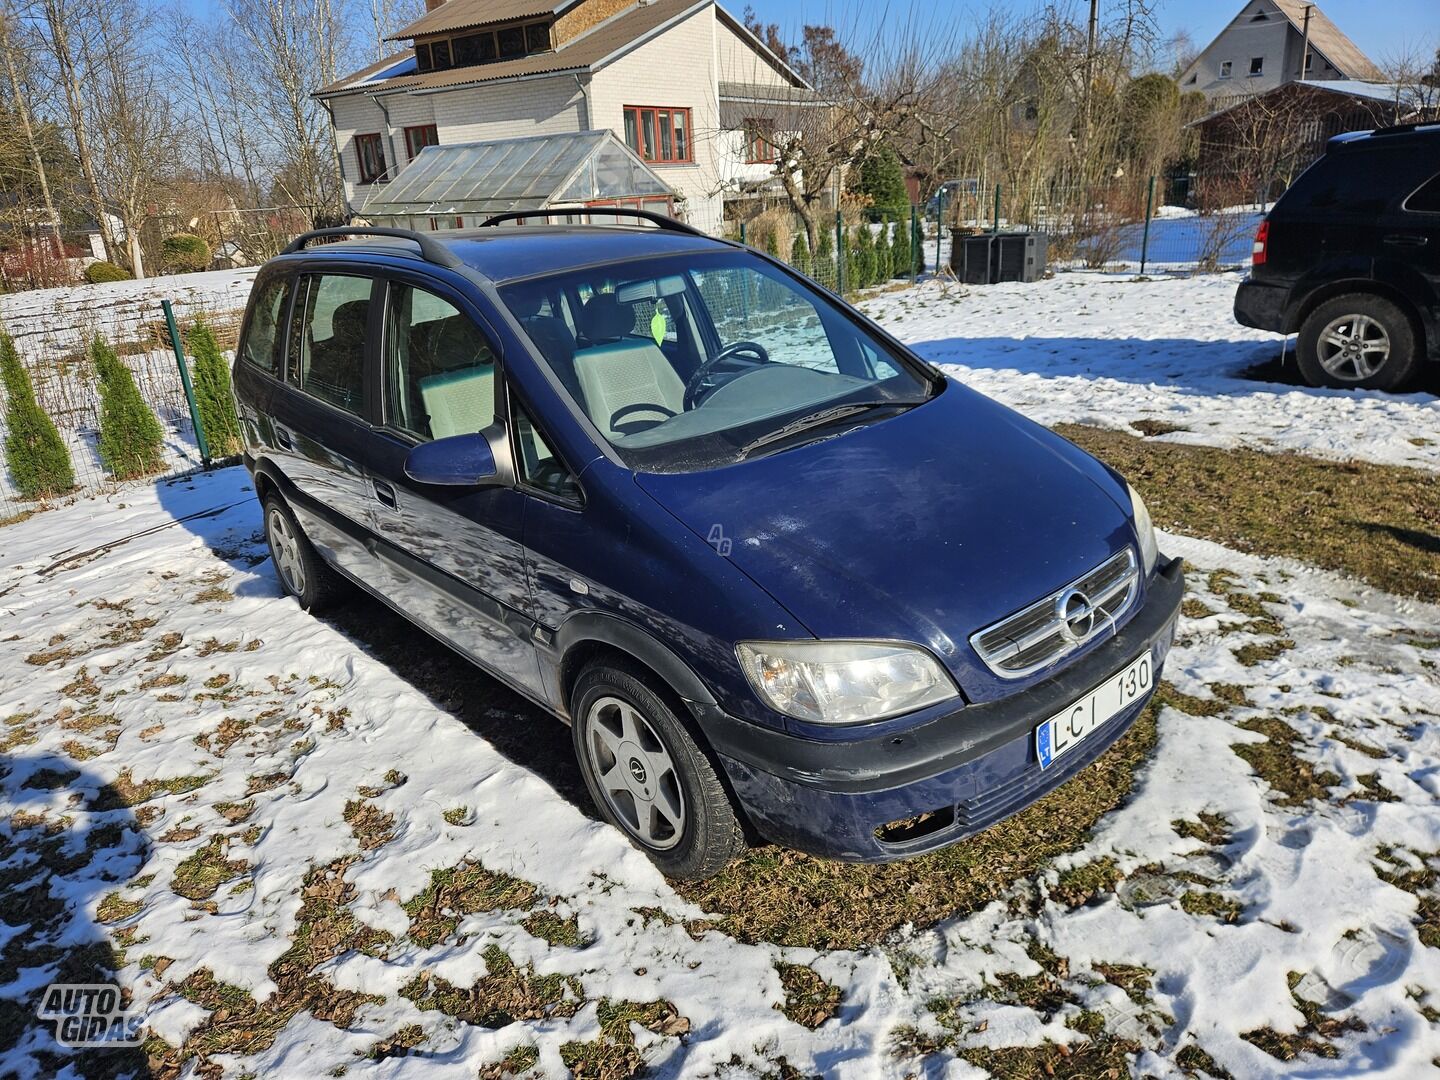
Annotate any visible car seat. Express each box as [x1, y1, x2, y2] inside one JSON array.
[[572, 292, 685, 438]]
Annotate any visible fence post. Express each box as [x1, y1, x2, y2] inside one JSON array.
[[910, 205, 919, 283], [162, 299, 210, 468], [992, 184, 1001, 234], [835, 211, 846, 295], [1140, 174, 1157, 275], [739, 220, 747, 246]]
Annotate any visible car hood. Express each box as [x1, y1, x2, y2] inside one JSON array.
[[634, 383, 1137, 703]]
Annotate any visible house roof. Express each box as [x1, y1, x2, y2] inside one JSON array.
[[716, 81, 825, 127], [317, 0, 704, 98], [389, 0, 565, 41], [1187, 80, 1421, 126], [1269, 0, 1384, 82]]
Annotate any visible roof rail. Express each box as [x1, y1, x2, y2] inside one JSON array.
[[477, 207, 708, 237], [282, 226, 464, 269]]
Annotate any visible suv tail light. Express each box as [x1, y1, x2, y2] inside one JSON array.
[[1252, 220, 1270, 266]]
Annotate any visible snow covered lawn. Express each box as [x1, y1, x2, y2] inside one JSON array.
[[859, 273, 1440, 473], [1, 467, 1437, 1079]]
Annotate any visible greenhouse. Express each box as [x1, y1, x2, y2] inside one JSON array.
[[356, 130, 675, 231]]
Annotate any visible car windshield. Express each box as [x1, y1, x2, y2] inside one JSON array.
[[499, 249, 937, 472]]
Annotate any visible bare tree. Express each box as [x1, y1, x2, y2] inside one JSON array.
[[225, 0, 352, 222], [0, 4, 60, 238], [367, 0, 423, 61]]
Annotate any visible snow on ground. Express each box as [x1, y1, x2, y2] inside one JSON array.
[[860, 273, 1440, 472], [1, 468, 1437, 1078]]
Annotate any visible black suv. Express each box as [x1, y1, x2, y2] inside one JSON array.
[[1235, 124, 1440, 391]]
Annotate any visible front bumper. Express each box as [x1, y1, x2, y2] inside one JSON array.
[[699, 556, 1185, 861], [1234, 277, 1288, 334]]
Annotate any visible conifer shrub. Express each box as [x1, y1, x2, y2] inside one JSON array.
[[874, 220, 892, 281], [790, 232, 811, 277], [92, 335, 165, 480], [893, 215, 914, 280], [816, 228, 834, 283], [160, 233, 211, 274], [84, 261, 131, 285], [1, 329, 74, 499], [188, 318, 242, 458], [855, 225, 876, 290]]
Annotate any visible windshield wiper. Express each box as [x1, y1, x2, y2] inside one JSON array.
[[737, 401, 911, 458]]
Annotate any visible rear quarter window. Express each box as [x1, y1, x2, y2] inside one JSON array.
[[239, 275, 291, 377]]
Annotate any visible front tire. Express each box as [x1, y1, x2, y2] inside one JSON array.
[[1297, 293, 1421, 391], [572, 660, 746, 880], [262, 494, 348, 613]]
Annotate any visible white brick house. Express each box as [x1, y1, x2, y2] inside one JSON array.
[[315, 0, 814, 235]]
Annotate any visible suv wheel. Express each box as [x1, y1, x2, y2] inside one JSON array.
[[1297, 293, 1422, 391], [572, 660, 746, 880], [262, 494, 348, 612]]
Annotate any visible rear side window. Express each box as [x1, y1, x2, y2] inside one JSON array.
[[383, 283, 498, 440], [239, 276, 291, 377], [1281, 148, 1420, 217], [287, 274, 372, 415], [1406, 173, 1440, 214]]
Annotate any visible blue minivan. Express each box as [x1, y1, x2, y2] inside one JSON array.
[[233, 213, 1183, 880]]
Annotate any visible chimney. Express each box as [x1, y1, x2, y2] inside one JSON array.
[[425, 0, 445, 9]]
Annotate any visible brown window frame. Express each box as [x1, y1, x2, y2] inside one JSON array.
[[743, 118, 777, 164], [623, 105, 693, 164], [404, 124, 439, 161], [355, 133, 388, 184]]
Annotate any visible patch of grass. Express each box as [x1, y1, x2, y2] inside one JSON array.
[[1173, 812, 1231, 847], [478, 1044, 540, 1078], [193, 585, 234, 604], [1094, 963, 1152, 1007], [559, 999, 689, 1079], [91, 769, 210, 810], [1232, 719, 1341, 806], [1234, 638, 1296, 667], [171, 836, 248, 901], [1176, 1042, 1233, 1078], [442, 805, 471, 826], [1181, 598, 1214, 619], [245, 771, 289, 796], [215, 800, 255, 824], [343, 800, 396, 851], [1051, 857, 1122, 909], [403, 863, 538, 948], [1056, 425, 1440, 603], [959, 1036, 1143, 1079], [774, 963, 842, 1028], [1131, 418, 1189, 437], [97, 892, 142, 924], [400, 946, 582, 1027], [1241, 972, 1364, 1061], [366, 1023, 426, 1061], [523, 910, 582, 948], [1374, 849, 1438, 949], [21, 767, 78, 791], [1179, 890, 1244, 923]]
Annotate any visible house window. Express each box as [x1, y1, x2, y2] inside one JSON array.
[[356, 133, 387, 184], [430, 39, 452, 70], [743, 119, 777, 164], [497, 25, 525, 57], [453, 32, 493, 65], [416, 42, 433, 72], [1219, 60, 1233, 78], [1249, 56, 1264, 76], [404, 124, 439, 160], [1304, 52, 1314, 71], [525, 22, 549, 52], [623, 106, 692, 164]]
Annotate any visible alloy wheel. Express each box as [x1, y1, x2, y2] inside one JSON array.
[[1317, 313, 1391, 381], [584, 696, 686, 850], [267, 507, 307, 597]]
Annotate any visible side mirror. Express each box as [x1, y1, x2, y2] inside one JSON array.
[[404, 433, 499, 486]]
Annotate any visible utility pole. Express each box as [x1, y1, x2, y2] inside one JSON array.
[[1081, 0, 1099, 164], [1299, 4, 1312, 82]]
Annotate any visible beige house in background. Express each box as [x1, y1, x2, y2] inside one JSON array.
[[316, 0, 814, 235], [1179, 0, 1384, 103]]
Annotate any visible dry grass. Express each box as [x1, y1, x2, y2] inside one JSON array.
[[403, 862, 538, 948], [678, 704, 1159, 950], [774, 963, 842, 1028], [1057, 425, 1440, 603], [1232, 719, 1341, 807]]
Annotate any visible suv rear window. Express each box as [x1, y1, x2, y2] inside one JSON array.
[[1406, 173, 1440, 213], [240, 276, 291, 377], [287, 274, 372, 415], [1280, 147, 1436, 217]]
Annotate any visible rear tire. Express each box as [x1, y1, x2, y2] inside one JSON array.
[[262, 494, 348, 613], [1297, 293, 1421, 391], [572, 659, 746, 880]]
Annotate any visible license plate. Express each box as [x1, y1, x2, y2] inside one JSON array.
[[1036, 652, 1153, 769]]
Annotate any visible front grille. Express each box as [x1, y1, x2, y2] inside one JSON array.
[[969, 548, 1138, 678]]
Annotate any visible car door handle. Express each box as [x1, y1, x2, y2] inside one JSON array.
[[1383, 234, 1429, 247], [373, 480, 398, 510], [274, 426, 293, 450]]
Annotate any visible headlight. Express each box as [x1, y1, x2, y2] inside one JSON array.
[[1128, 483, 1159, 576], [735, 640, 958, 725]]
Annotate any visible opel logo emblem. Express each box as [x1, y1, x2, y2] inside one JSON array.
[[1056, 588, 1095, 643], [628, 758, 648, 784]]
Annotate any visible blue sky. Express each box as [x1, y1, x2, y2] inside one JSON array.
[[742, 0, 1434, 71]]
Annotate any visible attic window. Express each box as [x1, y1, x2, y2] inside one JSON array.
[[1250, 56, 1264, 75], [1220, 60, 1233, 78], [1250, 9, 1269, 19]]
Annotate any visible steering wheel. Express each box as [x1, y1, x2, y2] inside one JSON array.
[[683, 340, 772, 410]]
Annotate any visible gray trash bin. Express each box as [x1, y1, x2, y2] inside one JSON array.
[[951, 231, 1048, 284]]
